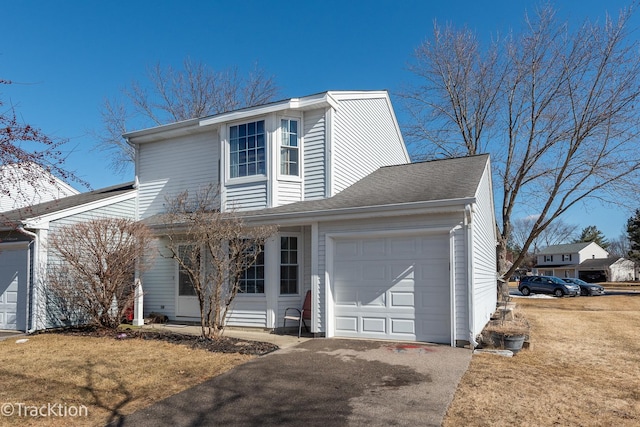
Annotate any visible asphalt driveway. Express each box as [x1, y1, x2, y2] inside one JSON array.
[[116, 338, 471, 427]]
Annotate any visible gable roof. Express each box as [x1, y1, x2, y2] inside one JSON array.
[[578, 257, 618, 269], [538, 242, 593, 255], [245, 154, 490, 219], [124, 90, 397, 144], [0, 182, 135, 225]]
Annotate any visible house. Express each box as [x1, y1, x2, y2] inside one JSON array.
[[126, 90, 498, 347], [0, 163, 79, 213], [532, 241, 634, 282], [0, 183, 136, 331]]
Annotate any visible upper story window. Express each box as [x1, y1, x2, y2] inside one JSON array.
[[229, 120, 266, 178], [544, 255, 553, 262], [280, 119, 299, 176], [562, 254, 572, 262]]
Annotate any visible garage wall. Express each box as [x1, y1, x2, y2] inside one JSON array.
[[471, 164, 498, 338], [317, 213, 465, 338]]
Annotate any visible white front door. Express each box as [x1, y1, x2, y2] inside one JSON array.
[[332, 233, 450, 343]]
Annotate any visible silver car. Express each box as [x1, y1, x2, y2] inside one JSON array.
[[518, 275, 580, 297], [562, 278, 605, 296]]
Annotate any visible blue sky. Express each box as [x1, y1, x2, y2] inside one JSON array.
[[2, 0, 637, 239]]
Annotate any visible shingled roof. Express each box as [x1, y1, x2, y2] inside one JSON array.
[[244, 154, 489, 218], [538, 242, 593, 255], [0, 182, 135, 224]]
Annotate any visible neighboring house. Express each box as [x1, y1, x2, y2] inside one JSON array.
[[126, 90, 498, 347], [532, 241, 633, 282], [0, 163, 79, 213], [0, 183, 136, 331]]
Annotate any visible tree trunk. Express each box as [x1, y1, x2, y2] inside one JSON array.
[[496, 233, 510, 301]]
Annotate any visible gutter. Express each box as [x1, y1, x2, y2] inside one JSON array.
[[16, 225, 38, 334]]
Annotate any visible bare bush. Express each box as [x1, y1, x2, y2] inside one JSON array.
[[46, 218, 154, 329], [162, 184, 276, 339]]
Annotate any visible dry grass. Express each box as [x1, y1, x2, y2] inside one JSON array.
[[0, 334, 252, 426], [444, 294, 640, 426]]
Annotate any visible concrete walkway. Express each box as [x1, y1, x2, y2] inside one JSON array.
[[116, 337, 472, 427]]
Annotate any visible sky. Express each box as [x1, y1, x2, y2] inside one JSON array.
[[2, 0, 638, 240]]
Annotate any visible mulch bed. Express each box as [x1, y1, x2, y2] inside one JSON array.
[[43, 326, 279, 356]]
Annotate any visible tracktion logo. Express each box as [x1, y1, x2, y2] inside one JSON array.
[[1, 402, 88, 418]]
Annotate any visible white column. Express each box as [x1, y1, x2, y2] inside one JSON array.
[[132, 279, 144, 326]]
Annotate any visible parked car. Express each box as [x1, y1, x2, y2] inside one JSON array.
[[562, 278, 605, 296], [518, 275, 580, 297]]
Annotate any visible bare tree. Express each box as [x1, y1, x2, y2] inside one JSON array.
[[401, 4, 640, 295], [47, 218, 154, 329], [161, 184, 276, 339], [511, 216, 578, 253], [608, 233, 630, 259], [1, 80, 83, 215], [96, 59, 279, 173]]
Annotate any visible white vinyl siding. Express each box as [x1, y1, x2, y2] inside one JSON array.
[[331, 97, 409, 195], [226, 297, 268, 328], [41, 196, 138, 329], [470, 164, 498, 338], [303, 108, 327, 200], [140, 239, 176, 319], [452, 227, 468, 342], [47, 198, 136, 233], [0, 166, 79, 212], [225, 181, 268, 211], [277, 181, 302, 206], [137, 130, 219, 219]]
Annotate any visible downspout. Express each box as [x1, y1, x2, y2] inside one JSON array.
[[16, 224, 38, 333], [465, 204, 478, 349]]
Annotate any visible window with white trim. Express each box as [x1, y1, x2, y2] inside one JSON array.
[[229, 120, 266, 178], [178, 245, 197, 297], [544, 255, 553, 262], [280, 119, 299, 176], [239, 247, 265, 294], [562, 254, 572, 262], [280, 236, 298, 294]]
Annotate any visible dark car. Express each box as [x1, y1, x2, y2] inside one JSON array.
[[518, 275, 580, 297], [562, 277, 605, 296]]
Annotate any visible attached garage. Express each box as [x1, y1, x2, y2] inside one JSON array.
[[242, 154, 498, 347], [331, 233, 451, 343], [0, 242, 30, 331]]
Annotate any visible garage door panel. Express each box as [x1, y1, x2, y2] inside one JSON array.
[[362, 239, 385, 255], [335, 316, 358, 332], [333, 233, 450, 343], [389, 238, 417, 255], [391, 319, 415, 334], [390, 291, 414, 307], [362, 317, 386, 333], [359, 292, 385, 307]]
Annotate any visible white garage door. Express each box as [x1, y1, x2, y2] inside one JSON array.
[[332, 234, 450, 343], [0, 244, 29, 331]]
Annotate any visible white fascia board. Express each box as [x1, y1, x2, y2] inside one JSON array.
[[241, 197, 476, 226], [22, 190, 137, 229], [124, 118, 205, 145], [199, 93, 337, 128]]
